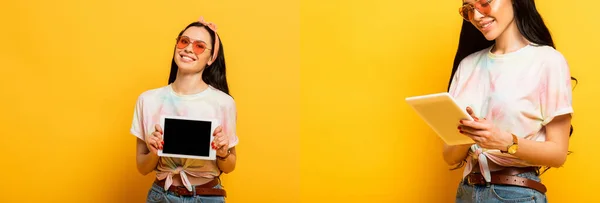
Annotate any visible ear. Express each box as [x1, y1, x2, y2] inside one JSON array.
[[207, 55, 215, 66]]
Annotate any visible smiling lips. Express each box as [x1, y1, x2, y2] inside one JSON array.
[[179, 52, 197, 63], [478, 19, 495, 31]]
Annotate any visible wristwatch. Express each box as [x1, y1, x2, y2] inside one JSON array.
[[503, 133, 519, 155], [217, 149, 231, 160]]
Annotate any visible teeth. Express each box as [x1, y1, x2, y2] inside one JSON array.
[[482, 21, 493, 28], [182, 55, 194, 61]]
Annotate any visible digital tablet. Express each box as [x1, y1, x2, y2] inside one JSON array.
[[405, 92, 475, 145], [158, 115, 220, 160]]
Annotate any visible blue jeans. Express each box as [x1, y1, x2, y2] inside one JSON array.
[[456, 172, 547, 203], [147, 182, 226, 203]]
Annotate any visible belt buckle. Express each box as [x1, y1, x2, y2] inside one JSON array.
[[466, 174, 491, 187], [466, 175, 476, 186], [173, 190, 182, 197], [171, 186, 191, 197], [171, 188, 182, 197]]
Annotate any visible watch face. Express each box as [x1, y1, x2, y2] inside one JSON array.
[[508, 145, 518, 154]]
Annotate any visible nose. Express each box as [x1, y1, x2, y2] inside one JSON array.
[[183, 43, 194, 53], [472, 8, 485, 21]]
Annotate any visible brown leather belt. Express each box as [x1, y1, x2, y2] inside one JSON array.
[[155, 178, 227, 197], [465, 167, 547, 194]]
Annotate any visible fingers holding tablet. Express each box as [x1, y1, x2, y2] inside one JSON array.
[[212, 126, 229, 157], [146, 136, 160, 155], [154, 124, 164, 138], [213, 126, 222, 135], [146, 124, 164, 155]]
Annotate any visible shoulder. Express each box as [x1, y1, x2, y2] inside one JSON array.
[[460, 46, 491, 67], [453, 46, 491, 79], [533, 45, 567, 62], [207, 86, 236, 107], [136, 85, 170, 103], [530, 45, 569, 71]]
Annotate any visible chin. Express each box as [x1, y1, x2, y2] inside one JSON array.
[[178, 65, 201, 73], [176, 62, 205, 74], [484, 35, 497, 41], [481, 31, 500, 41]]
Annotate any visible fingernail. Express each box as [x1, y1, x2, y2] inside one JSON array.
[[460, 120, 463, 124], [459, 131, 464, 134], [457, 126, 461, 130], [161, 141, 164, 145]]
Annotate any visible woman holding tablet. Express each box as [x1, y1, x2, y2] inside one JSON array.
[[444, 0, 575, 202], [130, 16, 238, 203]]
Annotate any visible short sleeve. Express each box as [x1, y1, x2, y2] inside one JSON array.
[[540, 52, 574, 125], [222, 98, 239, 148], [448, 60, 464, 97], [130, 96, 145, 140]]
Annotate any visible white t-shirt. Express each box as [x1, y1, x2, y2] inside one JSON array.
[[449, 44, 574, 181], [130, 84, 238, 191]]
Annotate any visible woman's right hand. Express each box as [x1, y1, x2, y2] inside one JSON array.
[[146, 124, 164, 155]]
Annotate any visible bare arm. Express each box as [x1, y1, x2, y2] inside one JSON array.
[[511, 114, 571, 168], [443, 144, 472, 166], [136, 138, 159, 175], [135, 124, 164, 175], [460, 114, 572, 168], [212, 125, 237, 174], [217, 147, 237, 174]]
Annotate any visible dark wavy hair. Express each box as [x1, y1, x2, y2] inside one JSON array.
[[168, 22, 230, 95], [448, 0, 577, 173]]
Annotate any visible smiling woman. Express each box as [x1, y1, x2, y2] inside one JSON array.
[[445, 0, 576, 202], [131, 17, 238, 203], [0, 0, 301, 202]]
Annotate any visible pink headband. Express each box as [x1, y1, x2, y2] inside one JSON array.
[[198, 16, 220, 65]]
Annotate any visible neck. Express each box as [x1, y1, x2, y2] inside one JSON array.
[[492, 21, 529, 54], [171, 71, 208, 95]]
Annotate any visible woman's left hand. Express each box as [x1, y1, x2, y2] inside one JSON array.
[[459, 107, 513, 151], [211, 126, 230, 157]]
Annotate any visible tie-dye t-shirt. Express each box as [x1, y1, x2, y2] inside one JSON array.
[[130, 85, 239, 191], [448, 44, 574, 182]]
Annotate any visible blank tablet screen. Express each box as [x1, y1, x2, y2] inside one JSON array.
[[162, 118, 212, 157]]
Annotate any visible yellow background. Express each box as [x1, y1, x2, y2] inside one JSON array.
[[300, 0, 599, 202], [0, 0, 299, 202], [1, 0, 599, 202]]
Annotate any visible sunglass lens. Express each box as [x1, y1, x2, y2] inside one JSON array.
[[475, 0, 492, 15], [193, 42, 207, 55], [459, 6, 472, 20], [176, 37, 190, 49]]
